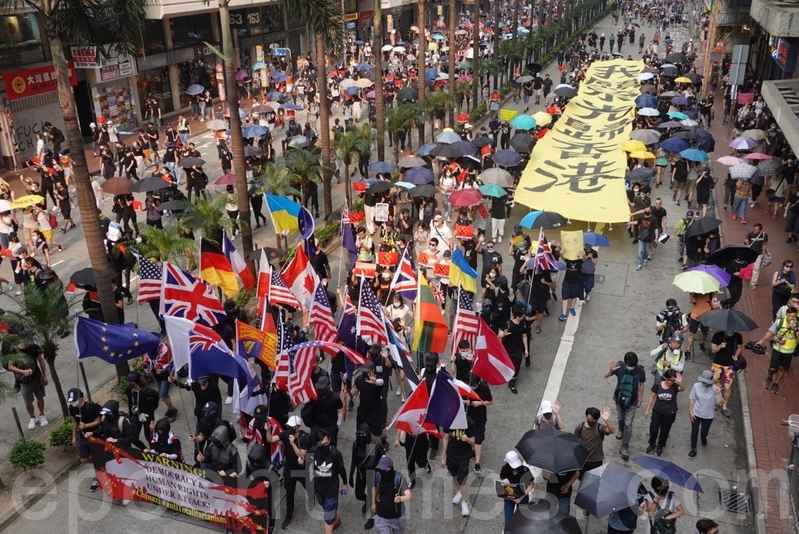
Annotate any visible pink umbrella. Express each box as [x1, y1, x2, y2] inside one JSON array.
[[716, 156, 743, 166], [744, 152, 773, 161], [366, 91, 376, 99], [214, 173, 237, 186], [458, 75, 473, 83], [235, 69, 248, 81]]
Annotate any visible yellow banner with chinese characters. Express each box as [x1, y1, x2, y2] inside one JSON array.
[[515, 59, 643, 223], [499, 108, 518, 122]]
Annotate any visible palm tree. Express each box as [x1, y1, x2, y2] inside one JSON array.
[[4, 283, 77, 417], [0, 0, 145, 348], [373, 0, 386, 161], [471, 0, 480, 109], [315, 35, 334, 220], [254, 162, 300, 248], [182, 193, 236, 244], [386, 103, 420, 163], [137, 223, 196, 269], [416, 0, 426, 144], [448, 0, 457, 127], [286, 149, 324, 208], [333, 128, 371, 207], [425, 91, 451, 142], [492, 0, 501, 90]]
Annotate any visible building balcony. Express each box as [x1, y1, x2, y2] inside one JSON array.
[[761, 79, 799, 153], [145, 0, 277, 20], [750, 0, 799, 37]]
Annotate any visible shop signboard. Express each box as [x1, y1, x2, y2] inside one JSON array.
[[5, 63, 77, 100]]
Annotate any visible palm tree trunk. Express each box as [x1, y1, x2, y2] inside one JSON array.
[[344, 159, 352, 207], [417, 0, 426, 144], [219, 0, 253, 267], [48, 33, 129, 380], [394, 135, 399, 163], [492, 0, 501, 91], [472, 0, 480, 109], [538, 0, 546, 43], [448, 0, 456, 127], [316, 35, 333, 219], [47, 359, 68, 418], [373, 0, 386, 161]]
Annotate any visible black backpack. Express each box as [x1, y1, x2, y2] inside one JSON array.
[[301, 401, 316, 427]]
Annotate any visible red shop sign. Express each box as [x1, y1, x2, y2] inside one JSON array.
[[5, 63, 78, 101]]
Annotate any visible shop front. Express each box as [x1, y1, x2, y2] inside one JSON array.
[[767, 36, 799, 80], [71, 45, 138, 128]]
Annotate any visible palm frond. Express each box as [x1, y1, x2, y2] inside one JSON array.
[[279, 0, 344, 56], [255, 162, 300, 197], [333, 128, 371, 165], [137, 223, 196, 265], [2, 283, 76, 361], [182, 193, 235, 242]]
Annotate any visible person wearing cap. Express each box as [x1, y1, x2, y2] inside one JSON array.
[[533, 400, 564, 430], [265, 415, 310, 529], [170, 373, 222, 427], [241, 404, 270, 449], [349, 423, 385, 529], [309, 374, 344, 448], [650, 332, 686, 380], [86, 399, 136, 447], [372, 456, 412, 534], [7, 335, 48, 430], [309, 429, 348, 533], [499, 450, 535, 527], [355, 359, 389, 441], [688, 370, 722, 459], [124, 370, 160, 449], [67, 388, 102, 490]]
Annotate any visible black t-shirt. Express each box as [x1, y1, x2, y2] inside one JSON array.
[[546, 470, 577, 497], [490, 197, 506, 219], [446, 418, 475, 460], [502, 319, 529, 357], [314, 390, 344, 426], [651, 207, 667, 230], [651, 381, 680, 414], [309, 445, 346, 498], [711, 331, 742, 367], [672, 160, 688, 180], [481, 249, 503, 274], [355, 374, 384, 425], [563, 259, 582, 284], [69, 401, 102, 429], [637, 214, 658, 242], [466, 381, 492, 425], [499, 464, 532, 485], [280, 430, 311, 471], [532, 270, 553, 299], [375, 470, 409, 519], [13, 344, 43, 381]]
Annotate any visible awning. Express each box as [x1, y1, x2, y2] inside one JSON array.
[[761, 79, 799, 155]]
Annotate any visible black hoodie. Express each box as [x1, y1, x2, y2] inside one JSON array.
[[93, 400, 136, 447]]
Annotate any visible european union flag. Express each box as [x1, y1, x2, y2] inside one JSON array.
[[74, 316, 160, 364]]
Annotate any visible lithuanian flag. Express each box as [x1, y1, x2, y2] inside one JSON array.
[[200, 238, 239, 297], [412, 272, 448, 354]]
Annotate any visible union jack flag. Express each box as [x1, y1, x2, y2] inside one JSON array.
[[533, 228, 558, 274], [433, 281, 446, 306], [357, 278, 389, 346], [136, 254, 163, 304], [142, 341, 174, 377], [309, 283, 337, 343], [342, 207, 351, 224], [269, 265, 301, 309], [390, 248, 417, 302], [159, 262, 226, 326], [268, 417, 285, 473], [452, 288, 479, 352]]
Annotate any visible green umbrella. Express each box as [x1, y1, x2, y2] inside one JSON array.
[[478, 183, 507, 198], [459, 62, 473, 70]]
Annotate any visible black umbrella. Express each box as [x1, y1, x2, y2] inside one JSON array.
[[244, 146, 262, 157], [367, 181, 393, 195], [178, 157, 206, 168], [660, 67, 678, 78], [132, 177, 170, 193], [525, 62, 543, 74], [158, 200, 188, 212], [100, 177, 134, 195], [626, 168, 655, 183], [574, 463, 644, 518], [429, 144, 464, 159], [554, 85, 577, 98], [710, 245, 760, 267], [410, 184, 438, 198], [70, 267, 97, 286], [472, 136, 493, 149], [515, 428, 589, 473], [397, 88, 417, 102], [665, 52, 688, 64], [698, 308, 758, 332], [685, 217, 722, 237], [672, 131, 698, 140], [505, 500, 583, 534], [255, 246, 287, 261], [696, 130, 715, 152], [686, 72, 703, 84], [510, 133, 535, 153]]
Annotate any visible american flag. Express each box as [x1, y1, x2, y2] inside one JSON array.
[[159, 262, 226, 326], [309, 283, 337, 343], [391, 248, 417, 302], [136, 254, 163, 304], [269, 266, 301, 309], [452, 288, 479, 351], [287, 343, 318, 404], [274, 316, 296, 393], [357, 278, 389, 346], [533, 228, 558, 274]]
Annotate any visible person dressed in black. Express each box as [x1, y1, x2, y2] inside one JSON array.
[[124, 371, 160, 449], [721, 257, 748, 309], [244, 442, 276, 534], [499, 307, 530, 394], [644, 369, 685, 456], [354, 360, 387, 441], [249, 182, 268, 228], [266, 415, 310, 529], [441, 416, 476, 517], [309, 429, 348, 532], [372, 456, 412, 533], [309, 375, 344, 447], [67, 388, 102, 492], [349, 423, 385, 529], [86, 400, 137, 447], [466, 373, 492, 474], [145, 418, 183, 461], [171, 374, 222, 427]]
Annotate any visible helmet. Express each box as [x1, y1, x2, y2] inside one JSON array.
[[670, 332, 684, 343]]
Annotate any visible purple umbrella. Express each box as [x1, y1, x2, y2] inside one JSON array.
[[366, 91, 376, 99], [402, 166, 435, 184], [671, 96, 689, 106], [235, 69, 248, 81], [493, 149, 522, 167], [687, 264, 731, 288], [729, 137, 757, 150]]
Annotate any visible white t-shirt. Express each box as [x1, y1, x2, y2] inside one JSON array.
[[644, 491, 682, 534]]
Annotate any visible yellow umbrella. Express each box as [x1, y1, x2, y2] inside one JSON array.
[[11, 195, 45, 209], [629, 151, 655, 159], [673, 271, 720, 294], [531, 111, 551, 126], [674, 77, 693, 84], [428, 42, 437, 51], [622, 140, 647, 153]]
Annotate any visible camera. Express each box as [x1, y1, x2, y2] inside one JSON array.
[[745, 341, 766, 355]]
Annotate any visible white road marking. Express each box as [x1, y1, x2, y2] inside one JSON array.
[[51, 260, 64, 267], [541, 306, 582, 402]]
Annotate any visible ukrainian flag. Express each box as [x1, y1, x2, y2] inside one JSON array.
[[449, 247, 479, 294], [265, 194, 301, 234]]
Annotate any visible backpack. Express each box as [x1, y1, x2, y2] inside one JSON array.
[[650, 492, 677, 534], [616, 366, 639, 408], [374, 470, 403, 495], [301, 401, 316, 427]]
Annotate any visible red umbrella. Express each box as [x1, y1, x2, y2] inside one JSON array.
[[448, 188, 483, 206], [214, 173, 237, 186]]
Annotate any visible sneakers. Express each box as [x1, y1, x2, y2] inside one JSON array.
[[27, 418, 37, 430], [636, 265, 642, 271], [425, 462, 432, 476], [461, 501, 471, 517], [558, 313, 568, 321], [688, 449, 697, 459], [656, 446, 663, 457], [731, 214, 737, 220], [771, 382, 780, 394], [646, 444, 655, 454], [452, 491, 463, 505], [38, 414, 48, 426], [764, 376, 773, 390], [363, 518, 374, 530], [722, 408, 732, 418], [524, 356, 531, 368], [473, 463, 482, 474], [701, 436, 708, 447], [508, 381, 518, 394], [741, 219, 747, 224], [569, 308, 576, 316], [225, 396, 233, 405], [90, 478, 100, 492], [699, 343, 706, 353], [615, 430, 623, 440], [165, 408, 178, 423], [281, 516, 293, 529], [332, 516, 342, 531], [620, 448, 629, 461]]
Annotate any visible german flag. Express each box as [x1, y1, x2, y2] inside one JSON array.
[[412, 272, 448, 354], [200, 238, 238, 298]]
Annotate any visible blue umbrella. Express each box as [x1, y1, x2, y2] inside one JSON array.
[[369, 161, 396, 174], [433, 34, 445, 41], [671, 96, 689, 106], [436, 131, 461, 144], [511, 114, 536, 131], [251, 62, 267, 70], [356, 63, 373, 72], [186, 84, 204, 96], [517, 26, 530, 34], [242, 125, 268, 139], [519, 210, 568, 229], [355, 40, 364, 45], [635, 94, 657, 108], [402, 167, 435, 185], [583, 232, 610, 247], [280, 103, 303, 111], [451, 140, 477, 156], [394, 181, 415, 190], [661, 137, 690, 152], [266, 91, 283, 101], [679, 148, 709, 162], [667, 110, 690, 120], [272, 73, 287, 82], [493, 149, 522, 167], [416, 143, 436, 156], [425, 68, 439, 80], [344, 86, 359, 95], [632, 456, 704, 493], [696, 129, 715, 153]]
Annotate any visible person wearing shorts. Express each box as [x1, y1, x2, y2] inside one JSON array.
[[710, 330, 742, 417], [522, 81, 533, 111], [310, 430, 347, 533], [6, 338, 48, 430], [671, 155, 688, 206], [441, 418, 476, 517], [757, 308, 798, 395], [67, 388, 102, 491], [559, 258, 582, 321], [686, 291, 713, 356]]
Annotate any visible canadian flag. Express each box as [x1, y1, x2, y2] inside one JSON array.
[[280, 243, 319, 310]]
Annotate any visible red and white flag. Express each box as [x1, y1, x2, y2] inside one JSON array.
[[280, 243, 319, 309], [309, 283, 337, 343], [473, 317, 515, 385], [256, 249, 271, 316], [388, 381, 441, 438], [223, 232, 255, 290]]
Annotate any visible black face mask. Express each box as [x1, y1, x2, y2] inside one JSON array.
[[586, 420, 597, 427], [425, 364, 436, 374]]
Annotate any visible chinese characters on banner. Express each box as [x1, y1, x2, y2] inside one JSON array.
[[5, 63, 78, 100], [515, 59, 644, 223]]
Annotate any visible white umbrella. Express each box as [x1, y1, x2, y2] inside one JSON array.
[[381, 44, 393, 52], [636, 72, 655, 81], [339, 79, 356, 89], [465, 48, 474, 59], [393, 46, 406, 53], [728, 163, 757, 180], [681, 119, 699, 127], [0, 200, 11, 212], [637, 108, 660, 117]]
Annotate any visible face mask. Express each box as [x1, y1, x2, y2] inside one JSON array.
[[425, 364, 436, 373], [626, 365, 636, 371], [459, 351, 469, 358], [489, 274, 496, 280], [382, 273, 391, 280], [429, 245, 435, 250], [586, 420, 597, 427], [70, 401, 80, 408], [633, 189, 639, 194], [393, 302, 401, 308], [785, 267, 792, 273], [702, 382, 713, 388]]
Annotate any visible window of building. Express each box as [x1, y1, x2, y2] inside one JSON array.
[[138, 19, 166, 55], [0, 14, 44, 69], [170, 14, 214, 50]]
